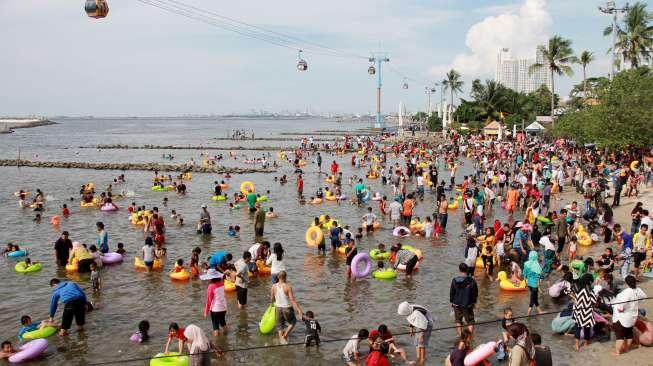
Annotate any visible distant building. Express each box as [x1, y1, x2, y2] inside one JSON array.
[[495, 47, 552, 94]]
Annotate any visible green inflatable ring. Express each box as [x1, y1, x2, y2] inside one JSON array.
[[256, 195, 268, 202], [149, 352, 189, 366], [537, 216, 552, 224], [372, 269, 397, 280], [369, 249, 390, 261], [259, 304, 276, 334], [23, 326, 57, 340], [15, 262, 42, 273], [211, 195, 226, 201]]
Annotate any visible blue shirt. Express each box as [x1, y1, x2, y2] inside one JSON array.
[[18, 322, 41, 339], [209, 251, 227, 268], [619, 231, 633, 250], [330, 227, 341, 245], [50, 281, 87, 317], [513, 229, 530, 250], [97, 230, 109, 253]]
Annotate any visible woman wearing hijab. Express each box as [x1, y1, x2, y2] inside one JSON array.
[[507, 323, 535, 366], [564, 273, 597, 351], [523, 251, 544, 315], [183, 324, 218, 366]]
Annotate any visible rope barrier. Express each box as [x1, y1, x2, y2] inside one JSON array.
[[84, 295, 653, 365]]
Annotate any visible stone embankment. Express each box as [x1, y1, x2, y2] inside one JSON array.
[[77, 144, 355, 152], [0, 159, 276, 174]]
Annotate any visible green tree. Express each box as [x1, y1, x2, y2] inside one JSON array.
[[529, 35, 577, 123], [443, 69, 464, 107], [426, 114, 443, 132], [576, 50, 595, 97], [554, 67, 653, 149], [568, 77, 610, 110], [469, 79, 509, 121], [412, 111, 428, 122], [526, 85, 557, 116], [604, 2, 653, 69], [452, 100, 478, 124]]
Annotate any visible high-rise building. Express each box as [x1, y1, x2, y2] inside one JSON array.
[[495, 47, 551, 93]]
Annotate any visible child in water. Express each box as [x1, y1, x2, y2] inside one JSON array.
[[345, 240, 358, 279], [190, 247, 201, 278], [302, 311, 322, 347], [0, 341, 17, 359], [174, 259, 184, 272], [164, 322, 186, 354], [18, 315, 57, 340], [116, 242, 126, 255], [130, 320, 150, 343], [90, 262, 101, 292], [228, 226, 236, 237], [62, 204, 70, 217]]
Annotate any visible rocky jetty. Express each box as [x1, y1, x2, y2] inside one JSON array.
[[0, 159, 276, 174]]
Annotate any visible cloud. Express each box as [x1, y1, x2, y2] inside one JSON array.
[[430, 0, 552, 82]]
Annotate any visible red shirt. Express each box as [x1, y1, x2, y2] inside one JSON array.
[[169, 328, 187, 341], [62, 208, 70, 216], [297, 178, 304, 192], [368, 329, 393, 343]]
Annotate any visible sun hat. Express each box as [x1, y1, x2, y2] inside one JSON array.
[[201, 204, 207, 208], [397, 301, 412, 316], [199, 268, 223, 281]]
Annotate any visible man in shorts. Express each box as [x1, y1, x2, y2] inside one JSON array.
[[397, 301, 434, 364], [449, 263, 478, 337], [362, 207, 377, 234], [234, 251, 252, 309], [48, 278, 88, 336]]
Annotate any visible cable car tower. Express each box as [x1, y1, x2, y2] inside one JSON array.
[[368, 52, 389, 130]]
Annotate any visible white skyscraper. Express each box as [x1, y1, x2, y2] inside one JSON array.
[[495, 47, 551, 93]]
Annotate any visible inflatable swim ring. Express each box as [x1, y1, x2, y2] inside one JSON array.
[[8, 339, 48, 363], [134, 257, 162, 271], [350, 253, 372, 278], [149, 352, 189, 366], [369, 249, 390, 260], [464, 341, 497, 366], [325, 193, 336, 201], [80, 201, 98, 208], [401, 245, 423, 260], [100, 204, 118, 212], [211, 195, 226, 201], [325, 175, 335, 184], [240, 181, 255, 194], [6, 249, 27, 258], [497, 271, 527, 291], [22, 326, 56, 340], [576, 227, 592, 246], [536, 216, 552, 225], [150, 186, 172, 192], [305, 226, 324, 247], [15, 261, 42, 273], [635, 319, 653, 346], [475, 256, 496, 268], [372, 269, 397, 280], [392, 226, 411, 237], [259, 304, 276, 334], [448, 202, 459, 210], [224, 280, 236, 292], [311, 198, 323, 204], [256, 195, 268, 202], [170, 270, 190, 281], [256, 260, 271, 275], [65, 260, 79, 273], [337, 245, 348, 255], [101, 252, 123, 265]]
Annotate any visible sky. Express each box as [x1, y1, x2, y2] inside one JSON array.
[[0, 0, 618, 116]]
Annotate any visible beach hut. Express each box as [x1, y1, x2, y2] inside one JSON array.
[[525, 121, 546, 135], [483, 121, 504, 139]]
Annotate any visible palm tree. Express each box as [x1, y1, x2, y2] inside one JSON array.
[[604, 1, 653, 69], [529, 36, 576, 123], [442, 69, 464, 107], [576, 51, 595, 97]]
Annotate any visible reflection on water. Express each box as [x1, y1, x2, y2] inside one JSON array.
[[0, 119, 573, 364]]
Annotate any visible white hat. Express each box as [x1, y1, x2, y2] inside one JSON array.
[[199, 268, 222, 281], [515, 221, 523, 228], [397, 301, 412, 316], [201, 204, 207, 209]]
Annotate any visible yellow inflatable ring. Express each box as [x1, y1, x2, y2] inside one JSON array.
[[170, 270, 190, 281], [305, 226, 324, 247], [240, 181, 256, 195]]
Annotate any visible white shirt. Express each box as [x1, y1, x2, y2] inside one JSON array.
[[642, 216, 653, 234], [266, 255, 286, 275], [416, 176, 424, 187], [612, 287, 647, 328], [248, 243, 261, 259], [342, 334, 362, 357]]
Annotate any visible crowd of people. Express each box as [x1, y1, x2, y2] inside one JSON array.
[[3, 130, 653, 365]]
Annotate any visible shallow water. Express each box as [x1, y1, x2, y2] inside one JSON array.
[[0, 119, 583, 365]]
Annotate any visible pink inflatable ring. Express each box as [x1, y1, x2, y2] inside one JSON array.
[[101, 252, 124, 265], [9, 339, 48, 363]]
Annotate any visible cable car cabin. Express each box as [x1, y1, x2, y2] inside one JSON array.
[[85, 0, 109, 19], [297, 59, 308, 71], [368, 65, 376, 75], [402, 83, 409, 89]]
